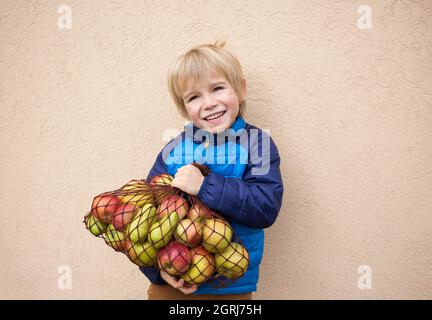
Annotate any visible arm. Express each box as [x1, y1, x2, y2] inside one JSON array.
[[197, 132, 284, 229]]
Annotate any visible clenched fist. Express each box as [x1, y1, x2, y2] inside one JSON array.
[[171, 164, 205, 196]]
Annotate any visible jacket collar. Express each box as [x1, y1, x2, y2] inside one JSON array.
[[185, 116, 246, 144]]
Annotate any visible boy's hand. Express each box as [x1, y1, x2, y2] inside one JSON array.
[[171, 164, 205, 196], [160, 269, 198, 294]]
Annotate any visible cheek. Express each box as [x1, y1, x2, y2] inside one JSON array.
[[227, 97, 240, 112], [227, 94, 240, 107], [185, 104, 200, 119]]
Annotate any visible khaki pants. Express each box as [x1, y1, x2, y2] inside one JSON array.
[[147, 284, 252, 300]]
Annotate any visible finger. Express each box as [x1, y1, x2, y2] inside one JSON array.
[[161, 270, 180, 287], [174, 169, 183, 178], [171, 180, 181, 190], [171, 177, 182, 187], [187, 164, 198, 172], [179, 165, 194, 174], [172, 173, 183, 183], [189, 164, 200, 172], [187, 166, 202, 177], [160, 270, 172, 283], [177, 166, 187, 172], [179, 285, 198, 295], [173, 278, 185, 289]]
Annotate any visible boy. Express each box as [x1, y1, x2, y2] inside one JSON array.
[[141, 40, 283, 300]]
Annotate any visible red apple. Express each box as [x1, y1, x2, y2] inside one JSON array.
[[156, 195, 189, 220], [112, 203, 138, 231], [174, 218, 203, 247], [157, 241, 191, 276], [187, 202, 213, 225], [91, 194, 120, 224], [181, 246, 215, 285]]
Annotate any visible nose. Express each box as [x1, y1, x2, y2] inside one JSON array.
[[202, 93, 218, 110]]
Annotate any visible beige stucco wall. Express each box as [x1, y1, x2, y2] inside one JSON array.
[[1, 0, 431, 299]]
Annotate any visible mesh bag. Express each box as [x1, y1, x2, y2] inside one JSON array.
[[83, 163, 250, 288]]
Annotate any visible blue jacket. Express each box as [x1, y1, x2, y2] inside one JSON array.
[[140, 116, 283, 294]]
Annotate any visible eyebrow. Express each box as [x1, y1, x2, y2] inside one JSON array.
[[183, 81, 227, 99]]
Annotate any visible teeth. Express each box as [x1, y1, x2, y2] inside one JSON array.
[[206, 112, 224, 120]]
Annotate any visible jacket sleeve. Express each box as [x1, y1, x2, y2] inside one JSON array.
[[138, 150, 167, 285], [197, 131, 284, 229]]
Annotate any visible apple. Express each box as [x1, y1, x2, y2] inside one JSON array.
[[181, 246, 215, 285], [149, 174, 174, 205], [125, 239, 158, 267], [215, 243, 249, 279], [119, 193, 154, 208], [156, 195, 189, 220], [202, 218, 233, 253], [119, 187, 154, 208], [127, 203, 157, 243], [174, 218, 203, 247], [91, 194, 120, 223], [147, 210, 180, 249], [122, 179, 147, 191], [149, 174, 173, 186], [157, 241, 192, 276], [120, 180, 154, 207], [112, 203, 138, 231], [187, 202, 213, 225], [85, 214, 107, 236], [104, 224, 126, 252]]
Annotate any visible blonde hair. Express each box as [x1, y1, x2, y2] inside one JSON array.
[[167, 39, 246, 119]]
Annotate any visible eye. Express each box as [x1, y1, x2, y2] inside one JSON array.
[[188, 95, 197, 102], [214, 86, 224, 91]]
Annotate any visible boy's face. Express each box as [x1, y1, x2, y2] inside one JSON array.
[[182, 70, 246, 134]]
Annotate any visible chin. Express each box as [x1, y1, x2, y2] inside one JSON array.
[[214, 126, 229, 134], [204, 119, 234, 134], [206, 125, 228, 134]]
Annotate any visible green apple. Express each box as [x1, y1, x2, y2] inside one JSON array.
[[215, 243, 249, 279], [104, 224, 126, 252], [127, 203, 157, 243], [148, 210, 180, 249], [85, 214, 107, 236], [126, 239, 158, 267]]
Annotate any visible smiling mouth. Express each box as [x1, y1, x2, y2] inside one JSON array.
[[204, 111, 226, 121]]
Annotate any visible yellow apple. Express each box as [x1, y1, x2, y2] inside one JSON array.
[[215, 243, 249, 279], [181, 246, 215, 285], [202, 218, 233, 253]]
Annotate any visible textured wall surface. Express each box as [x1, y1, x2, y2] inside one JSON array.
[[1, 0, 431, 299]]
